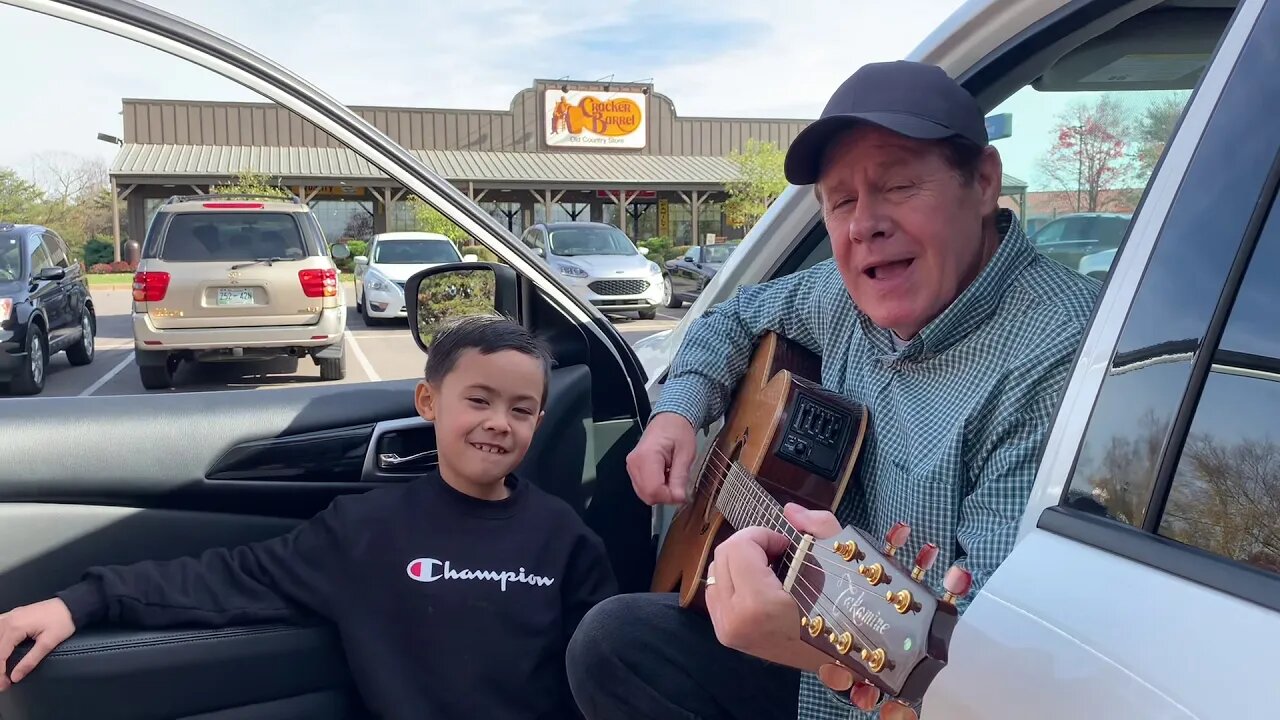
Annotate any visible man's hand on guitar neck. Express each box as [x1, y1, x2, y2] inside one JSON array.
[[626, 412, 698, 505], [705, 503, 918, 718]]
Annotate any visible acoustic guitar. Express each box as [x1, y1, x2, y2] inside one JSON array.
[[651, 331, 972, 706]]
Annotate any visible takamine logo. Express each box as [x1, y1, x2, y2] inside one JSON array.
[[406, 557, 556, 591]]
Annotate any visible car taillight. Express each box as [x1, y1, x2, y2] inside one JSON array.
[[132, 271, 170, 302], [202, 202, 264, 209], [0, 298, 12, 323], [299, 268, 337, 298]]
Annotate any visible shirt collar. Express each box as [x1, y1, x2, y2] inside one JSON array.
[[861, 208, 1033, 360]]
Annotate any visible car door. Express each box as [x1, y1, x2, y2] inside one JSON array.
[[670, 247, 698, 299], [929, 0, 1280, 716], [23, 237, 65, 345], [34, 233, 74, 349], [0, 4, 652, 720]]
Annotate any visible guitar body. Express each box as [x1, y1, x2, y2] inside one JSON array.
[[651, 331, 869, 609]]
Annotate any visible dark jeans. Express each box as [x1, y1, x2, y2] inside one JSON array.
[[566, 592, 800, 720]]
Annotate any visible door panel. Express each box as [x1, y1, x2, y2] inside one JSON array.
[[0, 365, 610, 719], [1, 624, 359, 720]]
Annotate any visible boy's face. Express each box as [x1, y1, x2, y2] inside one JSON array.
[[415, 348, 545, 494]]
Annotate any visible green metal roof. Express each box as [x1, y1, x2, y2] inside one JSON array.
[[110, 143, 1028, 192]]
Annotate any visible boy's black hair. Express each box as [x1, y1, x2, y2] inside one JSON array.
[[424, 314, 554, 405]]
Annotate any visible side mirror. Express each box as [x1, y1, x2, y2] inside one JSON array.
[[404, 262, 519, 353], [36, 267, 66, 282], [534, 246, 544, 257], [637, 246, 650, 256], [354, 256, 369, 265], [330, 243, 351, 260], [462, 253, 478, 263]]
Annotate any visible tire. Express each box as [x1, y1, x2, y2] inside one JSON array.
[[663, 276, 682, 309], [65, 307, 95, 366], [319, 344, 346, 381], [138, 352, 179, 390], [9, 325, 47, 396], [638, 307, 657, 320]]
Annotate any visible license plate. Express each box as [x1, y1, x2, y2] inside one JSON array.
[[216, 287, 255, 306]]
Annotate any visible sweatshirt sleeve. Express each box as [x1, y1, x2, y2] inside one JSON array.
[[56, 493, 362, 630], [561, 528, 618, 641]]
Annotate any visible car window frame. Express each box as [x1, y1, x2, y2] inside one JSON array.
[[1035, 0, 1280, 615]]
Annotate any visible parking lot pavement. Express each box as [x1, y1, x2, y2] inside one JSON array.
[[31, 288, 687, 398]]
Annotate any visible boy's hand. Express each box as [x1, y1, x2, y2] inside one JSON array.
[[0, 598, 75, 690], [626, 412, 697, 505]]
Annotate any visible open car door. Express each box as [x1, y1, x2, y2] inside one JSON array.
[[0, 1, 655, 718]]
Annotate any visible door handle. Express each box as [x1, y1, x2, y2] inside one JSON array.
[[378, 449, 437, 468]]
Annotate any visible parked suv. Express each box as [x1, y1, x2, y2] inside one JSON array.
[[0, 223, 95, 395], [131, 194, 350, 389]]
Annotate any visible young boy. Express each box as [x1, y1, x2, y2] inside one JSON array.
[[0, 314, 618, 720]]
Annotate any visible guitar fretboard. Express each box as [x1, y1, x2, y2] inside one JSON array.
[[713, 461, 804, 545]]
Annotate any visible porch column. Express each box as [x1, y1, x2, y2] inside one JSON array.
[[677, 190, 706, 245]]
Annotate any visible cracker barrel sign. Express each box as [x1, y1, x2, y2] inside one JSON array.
[[545, 89, 647, 149]]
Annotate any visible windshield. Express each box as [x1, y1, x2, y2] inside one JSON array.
[[548, 227, 636, 256], [156, 213, 308, 262], [373, 239, 462, 264], [703, 244, 737, 263], [0, 233, 21, 281]]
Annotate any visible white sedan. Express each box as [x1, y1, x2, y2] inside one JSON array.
[[353, 231, 477, 325]]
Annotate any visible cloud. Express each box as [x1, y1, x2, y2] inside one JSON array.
[[0, 0, 965, 176]]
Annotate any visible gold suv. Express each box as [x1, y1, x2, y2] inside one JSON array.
[[131, 194, 350, 390]]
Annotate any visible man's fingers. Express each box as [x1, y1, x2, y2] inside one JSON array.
[[10, 635, 56, 683], [817, 663, 853, 692], [782, 503, 843, 539], [0, 626, 24, 690], [627, 446, 672, 505], [667, 436, 695, 504], [882, 700, 920, 720], [850, 681, 881, 711]]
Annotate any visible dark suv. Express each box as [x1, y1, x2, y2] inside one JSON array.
[[0, 223, 96, 395]]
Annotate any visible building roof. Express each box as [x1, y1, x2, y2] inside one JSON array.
[[110, 142, 1028, 193]]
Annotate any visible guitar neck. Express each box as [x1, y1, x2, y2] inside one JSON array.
[[714, 462, 801, 542]]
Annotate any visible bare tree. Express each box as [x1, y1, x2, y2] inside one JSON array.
[[1038, 94, 1136, 213]]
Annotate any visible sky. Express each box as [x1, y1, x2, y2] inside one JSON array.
[[0, 0, 1182, 196]]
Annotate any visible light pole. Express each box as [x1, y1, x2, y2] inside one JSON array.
[[97, 132, 123, 262]]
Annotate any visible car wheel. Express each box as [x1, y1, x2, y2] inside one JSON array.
[[638, 307, 657, 320], [663, 276, 682, 309], [138, 351, 179, 390], [319, 343, 346, 381], [9, 325, 47, 395], [65, 307, 95, 366]]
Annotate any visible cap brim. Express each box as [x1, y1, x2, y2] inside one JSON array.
[[783, 112, 959, 185]]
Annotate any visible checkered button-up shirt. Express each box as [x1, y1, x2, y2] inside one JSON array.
[[653, 210, 1100, 719]]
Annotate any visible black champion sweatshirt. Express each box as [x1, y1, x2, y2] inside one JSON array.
[[56, 471, 618, 720]]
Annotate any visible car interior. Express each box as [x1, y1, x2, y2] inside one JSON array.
[[0, 0, 1247, 718]]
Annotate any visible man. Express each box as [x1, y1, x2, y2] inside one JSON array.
[[566, 61, 1099, 719]]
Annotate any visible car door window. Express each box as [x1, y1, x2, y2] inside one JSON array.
[[28, 238, 53, 275], [40, 234, 69, 268], [1154, 184, 1280, 576]]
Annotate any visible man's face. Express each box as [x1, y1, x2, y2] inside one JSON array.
[[817, 125, 1002, 339]]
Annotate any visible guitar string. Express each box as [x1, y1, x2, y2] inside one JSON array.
[[711, 453, 886, 658]]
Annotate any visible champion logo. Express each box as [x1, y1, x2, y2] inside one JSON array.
[[406, 557, 556, 592]]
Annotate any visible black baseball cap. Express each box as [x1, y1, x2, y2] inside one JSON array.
[[784, 61, 988, 185]]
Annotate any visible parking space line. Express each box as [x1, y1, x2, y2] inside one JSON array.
[[344, 330, 380, 382], [657, 313, 682, 321], [80, 353, 135, 397]]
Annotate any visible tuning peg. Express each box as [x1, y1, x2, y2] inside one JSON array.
[[802, 614, 825, 637], [860, 646, 888, 673], [857, 562, 886, 585], [911, 542, 939, 581], [885, 588, 916, 614], [941, 565, 973, 605], [827, 630, 855, 655], [833, 539, 861, 562], [883, 521, 911, 557]]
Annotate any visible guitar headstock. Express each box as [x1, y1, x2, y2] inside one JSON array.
[[781, 521, 972, 704]]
